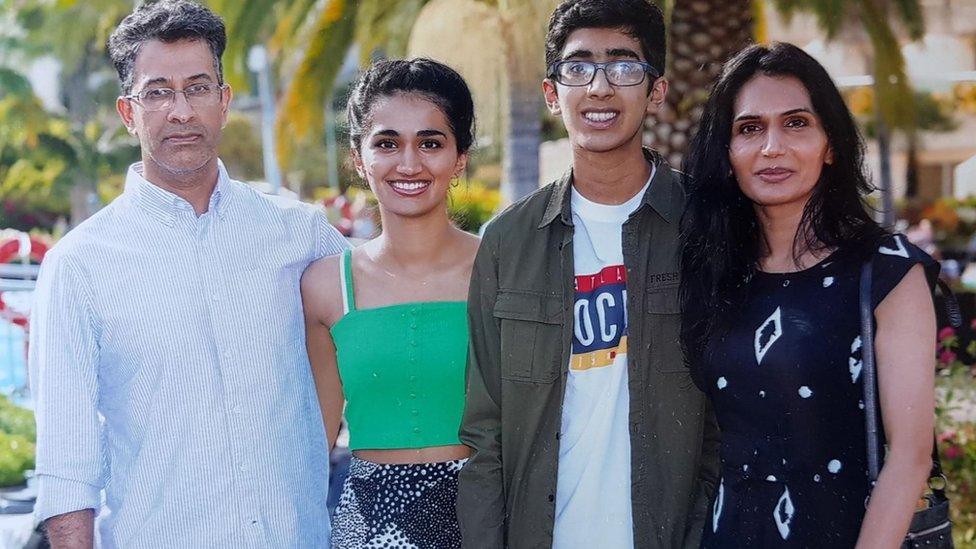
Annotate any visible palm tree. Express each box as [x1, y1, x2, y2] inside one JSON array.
[[213, 0, 555, 203], [772, 0, 925, 227], [0, 0, 136, 225], [646, 0, 756, 167]]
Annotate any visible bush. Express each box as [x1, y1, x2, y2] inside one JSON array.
[[0, 395, 36, 487], [935, 329, 976, 545], [0, 394, 35, 440], [449, 179, 501, 233], [938, 423, 976, 545], [0, 432, 34, 487]]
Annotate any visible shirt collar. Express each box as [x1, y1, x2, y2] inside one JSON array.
[[124, 159, 233, 226], [539, 148, 676, 229]]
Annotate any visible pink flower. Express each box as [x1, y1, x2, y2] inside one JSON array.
[[938, 430, 957, 444], [939, 349, 957, 364], [944, 445, 963, 460], [939, 326, 956, 340]]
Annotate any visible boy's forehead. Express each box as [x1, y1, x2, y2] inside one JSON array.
[[560, 27, 645, 60]]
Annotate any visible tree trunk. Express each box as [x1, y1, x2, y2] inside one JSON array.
[[905, 130, 919, 199], [495, 0, 553, 203], [876, 113, 896, 229], [502, 82, 542, 203], [69, 178, 96, 228], [646, 0, 754, 168]]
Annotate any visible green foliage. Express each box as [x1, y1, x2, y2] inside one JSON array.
[[0, 395, 35, 441], [449, 179, 501, 233], [0, 432, 34, 487], [0, 395, 35, 488], [219, 112, 265, 181], [772, 0, 924, 130], [213, 0, 437, 166], [857, 91, 958, 137], [933, 329, 976, 545]]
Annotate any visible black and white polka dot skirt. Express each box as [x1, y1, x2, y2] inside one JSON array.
[[330, 456, 466, 548]]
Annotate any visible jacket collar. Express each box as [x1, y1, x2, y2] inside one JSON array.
[[538, 148, 677, 229]]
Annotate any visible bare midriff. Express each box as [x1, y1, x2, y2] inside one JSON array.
[[354, 444, 471, 465]]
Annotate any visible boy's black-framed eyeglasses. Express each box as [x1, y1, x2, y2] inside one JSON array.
[[548, 60, 659, 87]]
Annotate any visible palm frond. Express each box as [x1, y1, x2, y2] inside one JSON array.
[[772, 0, 846, 39], [355, 0, 429, 64], [859, 0, 916, 129], [274, 0, 357, 164], [889, 0, 924, 40], [0, 68, 34, 99], [211, 0, 281, 91], [268, 0, 319, 57]]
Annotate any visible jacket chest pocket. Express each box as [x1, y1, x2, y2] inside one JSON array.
[[645, 285, 686, 372], [493, 291, 563, 383]]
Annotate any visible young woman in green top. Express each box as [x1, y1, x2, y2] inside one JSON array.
[[301, 58, 479, 548]]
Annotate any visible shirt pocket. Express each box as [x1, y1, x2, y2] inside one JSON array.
[[493, 290, 563, 383], [645, 285, 686, 372]]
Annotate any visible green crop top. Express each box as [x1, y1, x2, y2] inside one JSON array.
[[330, 249, 469, 451]]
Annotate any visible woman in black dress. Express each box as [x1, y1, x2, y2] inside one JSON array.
[[680, 42, 938, 548]]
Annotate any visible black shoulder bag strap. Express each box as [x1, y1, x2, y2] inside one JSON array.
[[859, 261, 951, 493]]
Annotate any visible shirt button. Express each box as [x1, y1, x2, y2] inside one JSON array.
[[232, 404, 241, 414], [409, 393, 417, 399], [211, 293, 219, 301], [411, 410, 419, 416], [222, 350, 232, 359], [410, 340, 418, 347], [547, 494, 554, 502], [239, 463, 247, 472], [413, 427, 421, 434], [410, 375, 417, 382]]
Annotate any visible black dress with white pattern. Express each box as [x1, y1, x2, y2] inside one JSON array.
[[698, 234, 938, 548]]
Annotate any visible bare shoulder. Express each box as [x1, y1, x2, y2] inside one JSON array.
[[301, 254, 345, 325]]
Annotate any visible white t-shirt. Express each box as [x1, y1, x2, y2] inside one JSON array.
[[553, 170, 653, 549]]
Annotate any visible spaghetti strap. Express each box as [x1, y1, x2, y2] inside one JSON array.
[[340, 249, 356, 314]]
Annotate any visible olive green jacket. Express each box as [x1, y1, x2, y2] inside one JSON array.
[[457, 149, 720, 548]]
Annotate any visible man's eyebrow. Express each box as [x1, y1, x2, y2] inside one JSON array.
[[417, 129, 447, 138], [139, 73, 213, 88], [606, 48, 641, 59], [141, 76, 171, 88], [561, 48, 593, 60]]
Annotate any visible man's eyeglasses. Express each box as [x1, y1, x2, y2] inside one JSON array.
[[548, 60, 659, 87], [124, 83, 227, 112]]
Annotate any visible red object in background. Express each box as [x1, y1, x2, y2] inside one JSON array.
[[323, 194, 355, 237], [0, 236, 48, 264], [0, 235, 49, 329]]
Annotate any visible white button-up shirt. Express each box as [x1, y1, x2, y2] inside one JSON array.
[[29, 162, 348, 548]]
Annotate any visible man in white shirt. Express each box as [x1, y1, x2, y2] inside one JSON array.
[[29, 1, 346, 547]]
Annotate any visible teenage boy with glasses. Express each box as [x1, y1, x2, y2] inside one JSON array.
[[28, 1, 346, 546], [457, 1, 719, 547]]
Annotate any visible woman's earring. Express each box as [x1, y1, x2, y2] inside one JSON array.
[[451, 175, 461, 188]]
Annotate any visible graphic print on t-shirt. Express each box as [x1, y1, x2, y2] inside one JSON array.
[[571, 265, 628, 371]]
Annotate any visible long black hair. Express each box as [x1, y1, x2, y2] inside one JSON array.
[[679, 41, 885, 372]]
